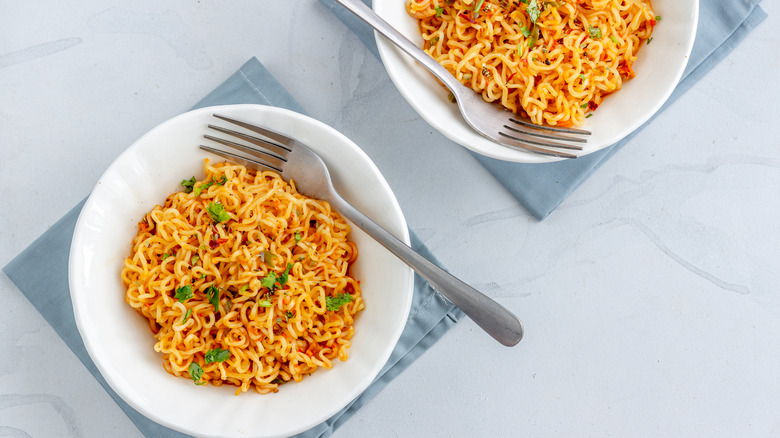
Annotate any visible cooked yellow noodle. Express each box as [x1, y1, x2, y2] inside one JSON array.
[[121, 160, 363, 395], [407, 0, 655, 126]]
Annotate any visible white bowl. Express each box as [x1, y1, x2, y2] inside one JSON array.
[[374, 0, 699, 163], [69, 104, 414, 438]]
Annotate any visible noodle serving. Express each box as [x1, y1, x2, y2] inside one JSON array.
[[121, 160, 364, 395], [406, 0, 657, 127]]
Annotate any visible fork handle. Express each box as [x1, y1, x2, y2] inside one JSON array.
[[333, 0, 464, 94], [328, 194, 524, 346]]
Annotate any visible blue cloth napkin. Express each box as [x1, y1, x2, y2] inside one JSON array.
[[3, 58, 463, 438], [319, 0, 767, 219]]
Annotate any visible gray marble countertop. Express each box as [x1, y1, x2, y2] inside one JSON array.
[[2, 1, 779, 437]]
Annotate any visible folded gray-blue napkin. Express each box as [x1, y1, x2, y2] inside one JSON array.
[[3, 58, 463, 438], [319, 0, 767, 219]]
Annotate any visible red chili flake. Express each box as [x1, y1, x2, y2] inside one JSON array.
[[588, 100, 599, 111], [507, 72, 517, 81], [649, 18, 657, 27], [209, 238, 228, 249], [458, 13, 477, 24]]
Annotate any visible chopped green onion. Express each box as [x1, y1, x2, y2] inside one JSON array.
[[473, 0, 486, 18]]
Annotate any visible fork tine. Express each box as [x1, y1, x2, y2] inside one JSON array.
[[200, 145, 284, 174], [495, 136, 578, 159], [508, 117, 592, 136], [213, 114, 295, 150], [498, 130, 584, 151], [502, 123, 588, 144], [208, 124, 291, 157], [203, 133, 287, 168]]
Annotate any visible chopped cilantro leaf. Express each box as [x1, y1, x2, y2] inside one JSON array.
[[261, 263, 292, 291], [261, 271, 277, 290], [181, 176, 196, 193], [278, 264, 292, 288], [435, 6, 443, 17], [206, 202, 230, 223], [188, 362, 205, 385], [175, 285, 193, 303], [204, 348, 231, 364], [206, 286, 219, 311], [181, 308, 193, 324], [325, 293, 354, 311]]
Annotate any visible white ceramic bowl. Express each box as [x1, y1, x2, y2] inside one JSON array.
[[374, 0, 699, 163], [69, 104, 414, 438]]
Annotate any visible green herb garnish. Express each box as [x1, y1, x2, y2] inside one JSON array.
[[435, 6, 443, 17], [588, 26, 602, 39], [609, 35, 621, 45], [204, 348, 231, 364], [181, 176, 196, 193], [261, 271, 278, 290], [521, 26, 531, 37], [206, 285, 219, 311], [527, 0, 541, 23], [261, 264, 292, 291], [325, 293, 354, 311], [260, 250, 277, 268], [181, 308, 192, 325], [294, 231, 302, 243], [188, 362, 205, 385], [278, 264, 292, 288], [193, 175, 228, 197], [206, 202, 230, 223], [473, 0, 486, 18], [175, 285, 193, 303]]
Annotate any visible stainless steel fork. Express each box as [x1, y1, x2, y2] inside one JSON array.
[[201, 114, 524, 346], [333, 0, 590, 159]]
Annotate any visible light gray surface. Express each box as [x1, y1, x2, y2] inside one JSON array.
[[2, 1, 779, 437]]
